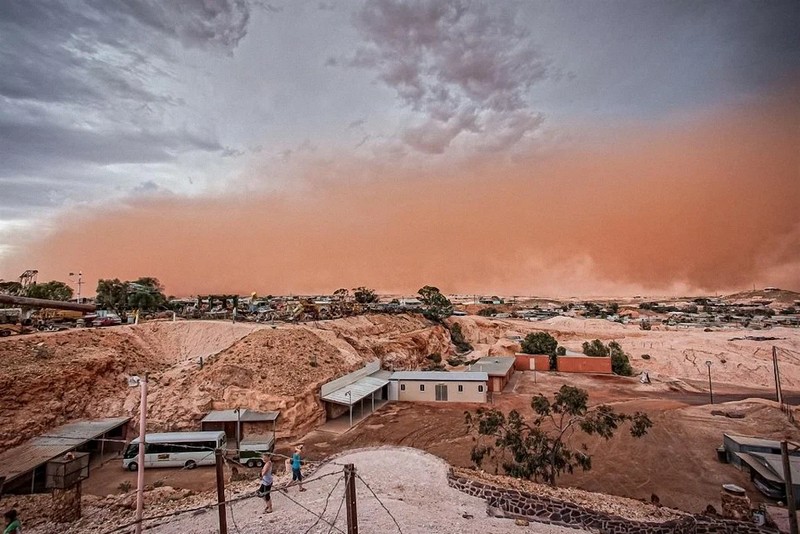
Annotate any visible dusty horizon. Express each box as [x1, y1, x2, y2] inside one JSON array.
[[2, 85, 798, 298]]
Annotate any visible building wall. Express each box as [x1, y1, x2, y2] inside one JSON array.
[[556, 356, 612, 374], [514, 354, 550, 371], [395, 380, 487, 403]]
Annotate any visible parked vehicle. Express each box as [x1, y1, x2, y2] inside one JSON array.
[[122, 431, 226, 471], [235, 436, 275, 468], [83, 310, 122, 327]]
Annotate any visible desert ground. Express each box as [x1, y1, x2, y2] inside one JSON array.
[[2, 309, 800, 530]]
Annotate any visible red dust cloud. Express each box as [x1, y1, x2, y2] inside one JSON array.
[[3, 90, 799, 297]]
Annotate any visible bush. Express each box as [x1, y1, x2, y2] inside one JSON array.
[[641, 354, 651, 360], [556, 346, 566, 356], [118, 481, 132, 493], [609, 341, 633, 376], [521, 332, 558, 356], [447, 356, 464, 367], [582, 339, 609, 357], [426, 352, 442, 364], [639, 319, 652, 330], [478, 307, 498, 317]]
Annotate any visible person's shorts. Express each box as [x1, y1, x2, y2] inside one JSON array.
[[258, 483, 272, 501], [292, 468, 303, 481]]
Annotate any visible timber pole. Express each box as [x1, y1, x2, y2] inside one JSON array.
[[781, 441, 798, 534], [215, 449, 228, 534], [344, 463, 359, 534], [134, 374, 147, 534]]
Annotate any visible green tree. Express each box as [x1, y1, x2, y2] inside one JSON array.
[[417, 285, 453, 322], [352, 286, 379, 304], [465, 385, 652, 485], [521, 332, 558, 355], [556, 346, 567, 356], [95, 279, 130, 318], [522, 332, 559, 370], [25, 281, 74, 301], [608, 341, 633, 376], [582, 339, 609, 357], [127, 277, 167, 311]]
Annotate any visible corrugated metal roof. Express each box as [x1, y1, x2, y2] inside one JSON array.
[[390, 371, 488, 382], [200, 409, 280, 424], [321, 375, 389, 406], [467, 356, 516, 376], [724, 433, 783, 449], [737, 452, 800, 484], [0, 417, 130, 484]]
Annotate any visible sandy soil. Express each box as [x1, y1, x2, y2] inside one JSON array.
[[20, 448, 586, 534]]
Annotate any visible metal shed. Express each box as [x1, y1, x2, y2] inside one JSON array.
[[0, 417, 130, 494], [200, 409, 280, 450]]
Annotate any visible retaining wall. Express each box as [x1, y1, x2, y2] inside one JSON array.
[[447, 470, 776, 534]]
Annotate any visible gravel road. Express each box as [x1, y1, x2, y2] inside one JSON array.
[[147, 447, 587, 534]]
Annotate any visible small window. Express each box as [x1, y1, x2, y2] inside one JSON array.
[[420, 384, 425, 391], [478, 385, 484, 393], [400, 384, 405, 391], [458, 385, 463, 392]]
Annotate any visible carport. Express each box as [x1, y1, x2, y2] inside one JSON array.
[[200, 409, 280, 450], [321, 361, 390, 428]]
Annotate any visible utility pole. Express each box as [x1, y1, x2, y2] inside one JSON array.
[[705, 361, 714, 404], [781, 441, 798, 534], [775, 346, 784, 406], [215, 449, 228, 534], [134, 374, 148, 534], [344, 464, 359, 534]]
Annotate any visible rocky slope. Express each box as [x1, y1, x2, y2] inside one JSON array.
[[0, 314, 449, 450]]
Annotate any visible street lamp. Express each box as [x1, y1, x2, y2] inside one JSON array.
[[705, 361, 714, 404]]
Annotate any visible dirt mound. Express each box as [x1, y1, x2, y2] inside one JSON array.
[[0, 315, 452, 450]]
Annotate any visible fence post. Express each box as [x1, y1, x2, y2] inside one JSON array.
[[344, 463, 359, 534], [215, 449, 228, 534]]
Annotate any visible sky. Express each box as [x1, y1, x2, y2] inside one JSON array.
[[0, 0, 798, 297]]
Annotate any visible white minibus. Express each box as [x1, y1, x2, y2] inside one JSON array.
[[122, 431, 226, 471]]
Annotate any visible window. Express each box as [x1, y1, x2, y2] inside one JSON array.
[[420, 384, 425, 391], [400, 384, 405, 391], [478, 385, 484, 392], [458, 385, 463, 392]]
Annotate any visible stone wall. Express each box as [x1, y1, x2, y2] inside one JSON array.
[[448, 470, 777, 534]]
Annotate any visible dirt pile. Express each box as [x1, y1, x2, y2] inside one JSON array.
[[0, 314, 449, 450]]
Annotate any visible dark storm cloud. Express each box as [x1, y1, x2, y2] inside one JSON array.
[[341, 0, 548, 153], [0, 0, 250, 216]]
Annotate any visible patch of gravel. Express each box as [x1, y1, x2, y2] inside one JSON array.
[[142, 447, 588, 534]]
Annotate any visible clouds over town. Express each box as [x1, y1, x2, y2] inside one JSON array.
[[1, 0, 798, 294]]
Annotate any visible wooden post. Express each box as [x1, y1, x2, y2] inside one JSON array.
[[344, 464, 358, 534], [135, 375, 147, 534], [782, 441, 798, 534], [215, 449, 228, 534], [775, 346, 784, 406]]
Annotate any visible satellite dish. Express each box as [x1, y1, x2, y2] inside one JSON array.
[[127, 375, 141, 387]]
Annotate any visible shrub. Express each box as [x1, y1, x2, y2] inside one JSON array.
[[556, 346, 566, 356], [521, 332, 558, 356], [639, 319, 652, 330], [118, 481, 132, 493], [641, 354, 651, 360], [478, 307, 499, 317], [582, 339, 609, 357]]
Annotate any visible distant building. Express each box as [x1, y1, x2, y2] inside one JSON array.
[[467, 356, 516, 392], [722, 433, 796, 468], [388, 371, 488, 403]]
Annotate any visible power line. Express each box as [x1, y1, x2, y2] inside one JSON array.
[[99, 469, 344, 534], [355, 473, 402, 534]]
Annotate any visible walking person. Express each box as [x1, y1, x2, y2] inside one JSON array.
[[3, 510, 21, 534], [291, 445, 306, 492], [257, 454, 273, 513]]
